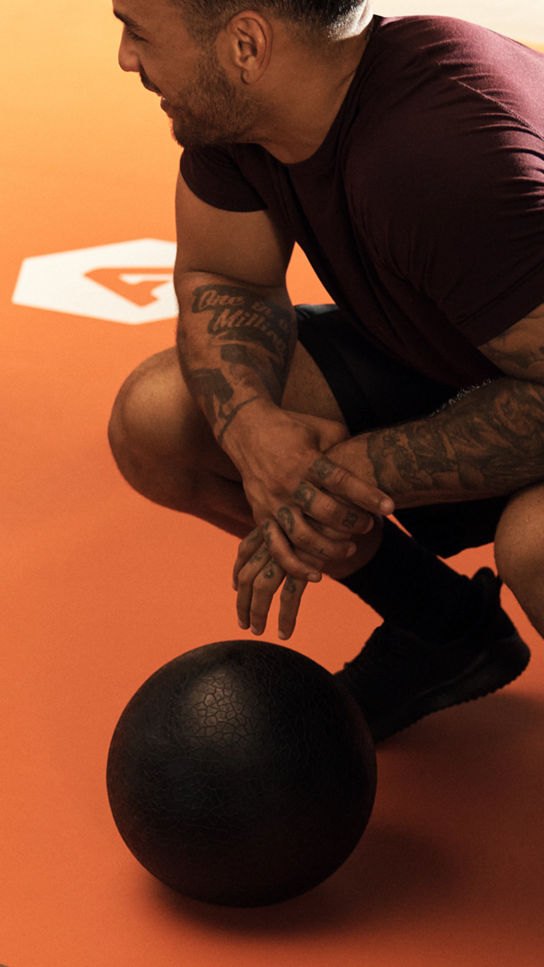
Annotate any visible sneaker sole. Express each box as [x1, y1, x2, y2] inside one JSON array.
[[371, 633, 531, 743]]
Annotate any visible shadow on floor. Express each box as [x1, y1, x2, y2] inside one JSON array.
[[148, 690, 543, 937]]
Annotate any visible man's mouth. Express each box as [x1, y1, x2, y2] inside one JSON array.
[[140, 73, 162, 96]]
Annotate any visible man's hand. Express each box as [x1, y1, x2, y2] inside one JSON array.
[[221, 400, 394, 579], [232, 528, 309, 639], [233, 517, 384, 639]]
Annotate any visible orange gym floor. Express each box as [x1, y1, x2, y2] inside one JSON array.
[[3, 1, 544, 964]]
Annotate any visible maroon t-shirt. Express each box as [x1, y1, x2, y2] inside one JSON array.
[[180, 15, 544, 387]]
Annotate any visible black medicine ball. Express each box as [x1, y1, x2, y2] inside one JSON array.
[[107, 640, 377, 907]]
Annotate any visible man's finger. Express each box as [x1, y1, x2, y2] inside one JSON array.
[[236, 545, 271, 628], [248, 559, 285, 636], [278, 576, 308, 640], [307, 456, 395, 515], [260, 519, 323, 582], [232, 526, 265, 589], [292, 481, 376, 535], [274, 503, 360, 561]]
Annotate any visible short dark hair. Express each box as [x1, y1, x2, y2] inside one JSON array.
[[173, 0, 369, 43]]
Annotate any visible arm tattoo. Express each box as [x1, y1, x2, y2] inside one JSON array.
[[182, 283, 295, 437], [217, 396, 261, 446], [365, 377, 544, 505], [185, 367, 233, 428], [192, 284, 292, 353], [220, 343, 280, 400]]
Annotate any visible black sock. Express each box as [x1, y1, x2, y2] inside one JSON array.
[[338, 519, 484, 644]]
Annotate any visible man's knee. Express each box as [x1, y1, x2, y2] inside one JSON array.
[[108, 347, 203, 504], [494, 484, 544, 635], [495, 485, 544, 583]]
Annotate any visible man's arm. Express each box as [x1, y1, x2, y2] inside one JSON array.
[[174, 172, 297, 429], [327, 303, 544, 507], [174, 174, 392, 569], [230, 303, 544, 640]]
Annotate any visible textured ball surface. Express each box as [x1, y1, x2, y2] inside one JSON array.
[[106, 640, 377, 907]]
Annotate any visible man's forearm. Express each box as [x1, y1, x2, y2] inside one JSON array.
[[176, 275, 296, 443], [328, 377, 544, 507]]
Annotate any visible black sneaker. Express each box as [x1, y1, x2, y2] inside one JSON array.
[[335, 568, 531, 743]]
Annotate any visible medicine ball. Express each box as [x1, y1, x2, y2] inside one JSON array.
[[106, 640, 376, 907]]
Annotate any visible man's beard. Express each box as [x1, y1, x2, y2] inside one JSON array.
[[169, 50, 259, 148]]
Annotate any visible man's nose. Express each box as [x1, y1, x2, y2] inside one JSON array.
[[118, 31, 140, 72]]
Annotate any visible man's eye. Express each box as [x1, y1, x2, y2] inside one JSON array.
[[125, 25, 144, 42]]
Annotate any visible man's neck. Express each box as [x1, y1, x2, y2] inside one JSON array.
[[252, 15, 374, 164]]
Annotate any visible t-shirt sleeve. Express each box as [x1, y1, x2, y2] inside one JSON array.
[[355, 115, 544, 346], [180, 146, 267, 213]]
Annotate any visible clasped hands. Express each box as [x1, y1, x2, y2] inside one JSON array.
[[226, 407, 394, 640]]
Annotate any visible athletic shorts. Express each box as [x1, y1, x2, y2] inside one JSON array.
[[295, 304, 509, 558]]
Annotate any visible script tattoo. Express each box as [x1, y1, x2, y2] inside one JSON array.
[[192, 283, 293, 369], [185, 284, 295, 435]]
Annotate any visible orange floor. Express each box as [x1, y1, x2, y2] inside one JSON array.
[[3, 2, 544, 965]]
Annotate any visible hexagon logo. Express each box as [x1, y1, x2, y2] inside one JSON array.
[[12, 239, 177, 325]]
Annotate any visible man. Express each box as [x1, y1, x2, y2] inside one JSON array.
[[108, 0, 544, 740]]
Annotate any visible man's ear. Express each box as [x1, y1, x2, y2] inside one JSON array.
[[218, 12, 273, 83]]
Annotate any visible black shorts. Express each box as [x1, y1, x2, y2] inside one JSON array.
[[296, 304, 509, 558]]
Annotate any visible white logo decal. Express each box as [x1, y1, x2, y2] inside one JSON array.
[[12, 239, 177, 325]]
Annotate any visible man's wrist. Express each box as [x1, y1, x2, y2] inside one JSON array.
[[326, 435, 381, 488], [216, 395, 263, 446], [217, 395, 278, 453]]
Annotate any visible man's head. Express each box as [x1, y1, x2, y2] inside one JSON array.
[[114, 0, 371, 150], [173, 0, 370, 44]]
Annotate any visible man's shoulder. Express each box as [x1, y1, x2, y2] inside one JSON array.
[[370, 13, 535, 61], [342, 15, 544, 214]]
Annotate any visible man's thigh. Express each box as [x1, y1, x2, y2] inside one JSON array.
[[283, 341, 346, 424]]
